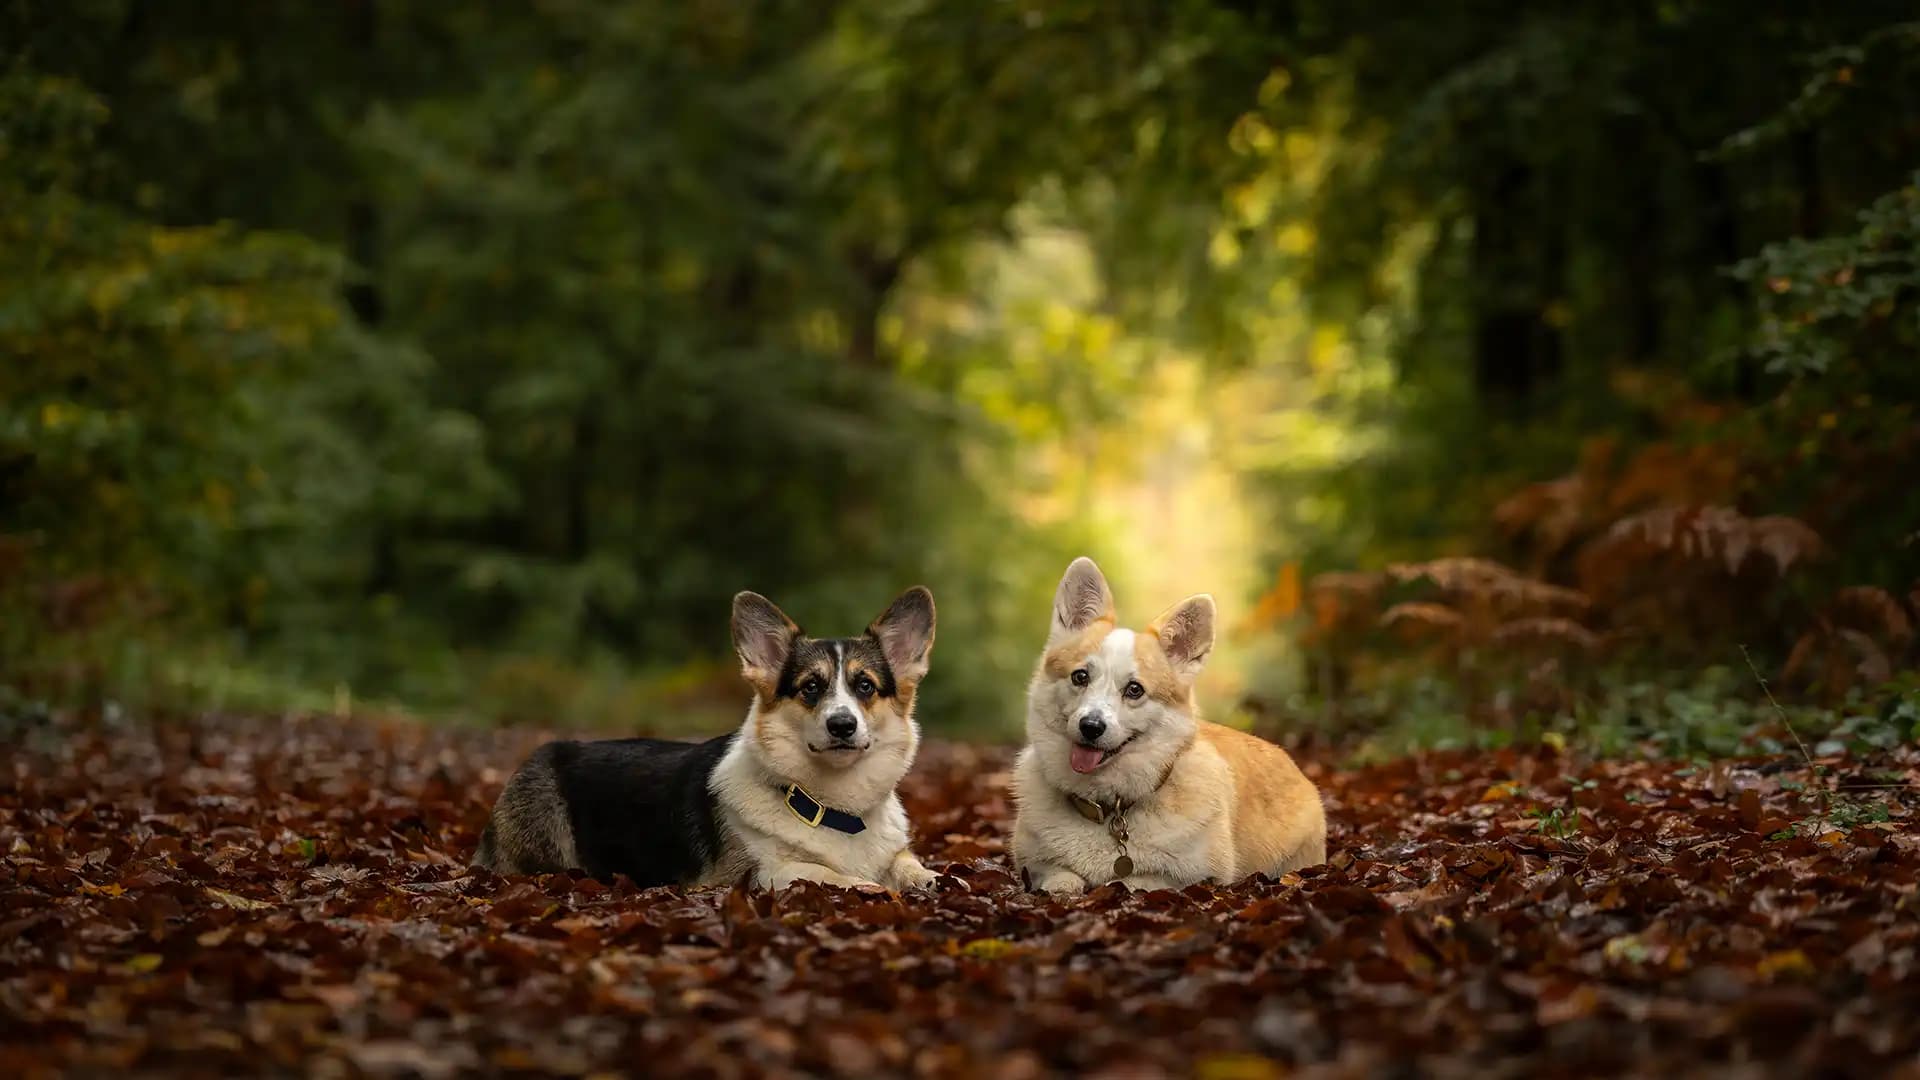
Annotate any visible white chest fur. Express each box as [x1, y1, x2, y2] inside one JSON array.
[[708, 735, 917, 888], [1011, 743, 1235, 891], [723, 792, 912, 882]]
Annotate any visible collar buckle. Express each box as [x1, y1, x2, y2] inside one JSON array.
[[783, 783, 866, 835], [787, 784, 828, 827], [1068, 793, 1109, 823]]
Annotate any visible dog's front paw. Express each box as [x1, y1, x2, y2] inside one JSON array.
[[889, 853, 940, 892], [1031, 867, 1089, 897], [1121, 872, 1184, 892], [765, 862, 866, 891]]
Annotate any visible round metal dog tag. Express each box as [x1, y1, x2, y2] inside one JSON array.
[[1113, 854, 1134, 878]]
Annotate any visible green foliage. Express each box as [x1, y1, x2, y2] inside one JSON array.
[[1526, 801, 1584, 840], [1332, 667, 1917, 767], [1774, 795, 1894, 841], [1714, 21, 1920, 160], [5, 1, 1194, 728], [1730, 175, 1920, 380], [6, 2, 1919, 741], [1588, 673, 1789, 761], [4, 65, 445, 685], [1265, 5, 1920, 580]]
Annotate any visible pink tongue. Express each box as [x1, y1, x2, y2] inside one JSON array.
[[1069, 745, 1107, 773]]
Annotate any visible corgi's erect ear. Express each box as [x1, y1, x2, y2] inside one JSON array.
[[1050, 556, 1116, 645], [732, 591, 799, 689], [1148, 593, 1215, 681], [869, 586, 936, 685]]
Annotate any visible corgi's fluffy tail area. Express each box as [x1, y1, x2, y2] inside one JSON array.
[[471, 743, 579, 875]]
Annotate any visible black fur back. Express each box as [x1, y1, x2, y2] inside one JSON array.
[[547, 732, 736, 887]]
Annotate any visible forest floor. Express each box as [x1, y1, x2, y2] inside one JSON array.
[[2, 712, 1917, 1078]]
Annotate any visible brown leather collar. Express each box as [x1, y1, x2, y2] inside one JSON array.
[[1066, 792, 1113, 824], [1063, 754, 1179, 824]]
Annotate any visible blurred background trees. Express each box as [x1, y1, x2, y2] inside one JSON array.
[[4, 1, 1916, 739]]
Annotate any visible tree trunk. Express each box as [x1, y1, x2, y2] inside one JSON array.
[[1471, 160, 1563, 407]]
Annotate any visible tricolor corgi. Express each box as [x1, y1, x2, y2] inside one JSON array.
[[1011, 557, 1325, 895], [474, 587, 940, 891]]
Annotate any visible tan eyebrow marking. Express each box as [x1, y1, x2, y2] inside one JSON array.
[[1041, 620, 1116, 679], [1132, 631, 1188, 705]]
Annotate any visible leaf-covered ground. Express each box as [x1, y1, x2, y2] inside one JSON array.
[[2, 714, 1917, 1078]]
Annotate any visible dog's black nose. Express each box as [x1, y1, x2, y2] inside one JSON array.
[[1077, 713, 1107, 742], [825, 711, 858, 740]]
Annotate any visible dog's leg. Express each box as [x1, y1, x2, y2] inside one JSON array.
[[1207, 806, 1239, 884], [1120, 871, 1186, 892], [761, 860, 875, 890], [1028, 864, 1089, 897], [885, 849, 939, 891]]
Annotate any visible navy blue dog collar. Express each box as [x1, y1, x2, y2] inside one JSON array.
[[783, 784, 866, 835]]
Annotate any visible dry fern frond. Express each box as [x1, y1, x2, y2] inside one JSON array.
[[1494, 475, 1583, 538], [1387, 557, 1591, 616], [1494, 439, 1617, 564], [1490, 617, 1602, 652], [1780, 584, 1910, 697], [1839, 628, 1894, 686], [1495, 437, 1745, 576], [1304, 571, 1385, 634], [1749, 515, 1825, 576], [1604, 442, 1740, 515], [1387, 556, 1511, 590], [1493, 476, 1589, 571], [1309, 571, 1387, 597], [1580, 504, 1824, 592], [1379, 602, 1464, 639], [1828, 586, 1914, 650]]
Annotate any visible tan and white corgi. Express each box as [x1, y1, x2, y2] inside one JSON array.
[[475, 587, 940, 892], [1010, 557, 1325, 895]]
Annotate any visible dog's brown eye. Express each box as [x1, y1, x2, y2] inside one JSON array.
[[1124, 680, 1145, 700], [801, 678, 824, 704], [853, 675, 876, 697], [1070, 668, 1090, 688]]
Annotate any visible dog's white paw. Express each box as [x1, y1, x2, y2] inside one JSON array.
[[1032, 868, 1089, 897], [890, 855, 940, 892]]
